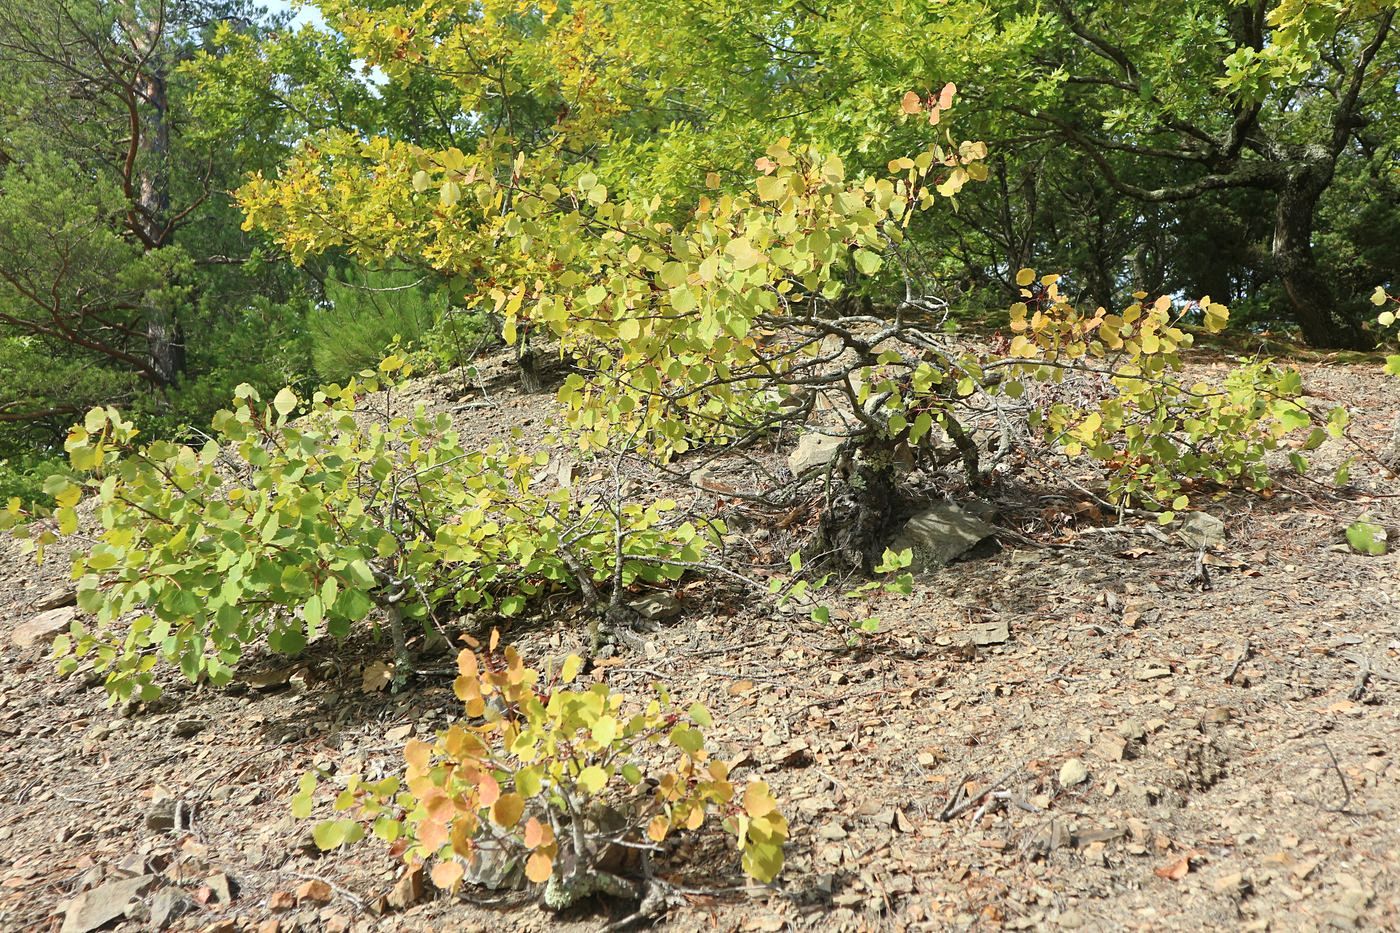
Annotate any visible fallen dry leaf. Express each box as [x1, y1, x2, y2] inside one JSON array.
[[361, 661, 393, 693]]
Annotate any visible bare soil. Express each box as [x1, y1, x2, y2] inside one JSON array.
[[2, 356, 1398, 932]]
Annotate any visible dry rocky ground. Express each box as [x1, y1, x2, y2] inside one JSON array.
[[1, 354, 1398, 932]]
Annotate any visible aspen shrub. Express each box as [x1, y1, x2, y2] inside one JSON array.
[[296, 634, 788, 900]]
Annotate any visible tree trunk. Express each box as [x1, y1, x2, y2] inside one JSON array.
[[517, 338, 544, 393], [1272, 159, 1365, 349], [134, 27, 185, 386], [813, 438, 908, 574]]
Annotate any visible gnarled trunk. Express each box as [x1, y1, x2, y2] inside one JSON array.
[[813, 437, 908, 573], [1271, 158, 1364, 349]]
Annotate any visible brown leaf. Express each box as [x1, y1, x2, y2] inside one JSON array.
[[361, 662, 393, 693]]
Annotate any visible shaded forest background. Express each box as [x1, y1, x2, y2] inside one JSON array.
[[0, 0, 1396, 499]]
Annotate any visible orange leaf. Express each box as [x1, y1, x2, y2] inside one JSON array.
[[939, 82, 957, 110], [525, 851, 553, 884], [900, 90, 922, 114], [523, 817, 546, 848], [404, 739, 432, 772], [430, 859, 465, 891], [418, 818, 448, 851], [477, 772, 500, 807], [647, 815, 670, 842]]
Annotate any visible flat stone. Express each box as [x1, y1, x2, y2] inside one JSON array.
[[145, 799, 179, 832], [206, 872, 236, 905], [969, 619, 1009, 646], [33, 586, 77, 612], [13, 606, 77, 649], [888, 503, 998, 572], [1178, 512, 1225, 550], [172, 719, 208, 738], [60, 875, 156, 933], [628, 592, 681, 621], [149, 888, 194, 930], [293, 879, 330, 904], [787, 433, 843, 476]]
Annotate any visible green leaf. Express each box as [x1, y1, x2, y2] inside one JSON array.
[[853, 249, 882, 275], [334, 587, 373, 622], [274, 387, 298, 417], [1346, 517, 1387, 556], [312, 819, 363, 850], [304, 595, 324, 634]]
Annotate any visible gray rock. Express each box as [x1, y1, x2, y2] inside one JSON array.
[[148, 888, 194, 930], [787, 433, 843, 476], [33, 586, 77, 612], [969, 619, 1009, 646], [60, 875, 156, 933], [204, 872, 235, 905], [13, 605, 77, 649], [1178, 512, 1225, 550], [463, 836, 523, 890], [888, 503, 998, 572], [145, 799, 178, 832], [628, 592, 681, 621]]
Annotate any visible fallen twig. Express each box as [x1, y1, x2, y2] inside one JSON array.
[[939, 764, 1020, 821], [1318, 743, 1356, 815]]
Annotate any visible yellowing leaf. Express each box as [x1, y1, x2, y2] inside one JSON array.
[[743, 781, 777, 818], [1015, 268, 1036, 287], [577, 766, 607, 794], [725, 237, 765, 270], [591, 715, 618, 746], [273, 387, 298, 416], [560, 654, 583, 683], [755, 174, 788, 202], [523, 817, 549, 849], [491, 792, 525, 827]]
